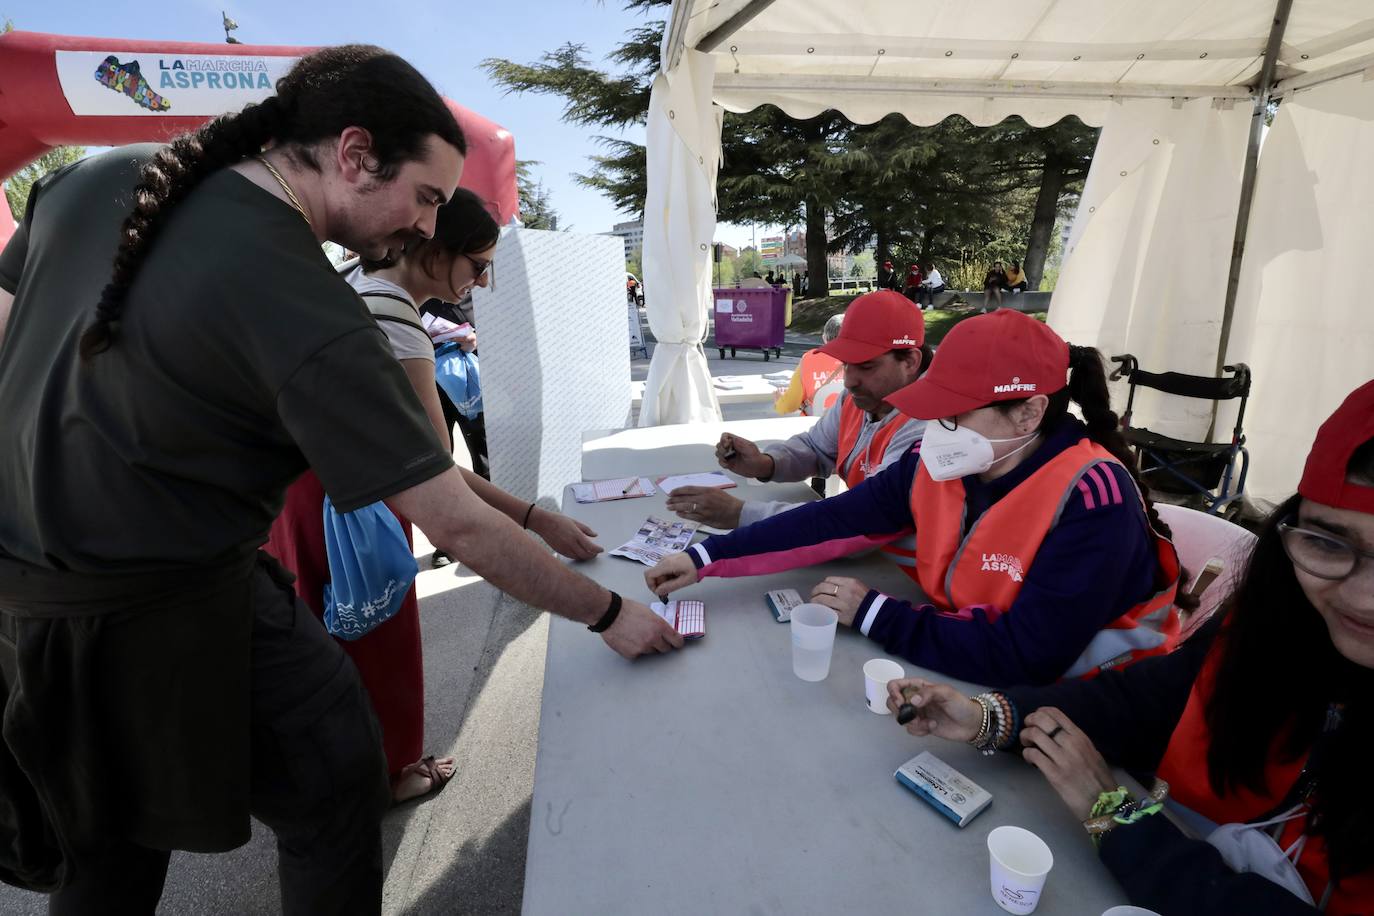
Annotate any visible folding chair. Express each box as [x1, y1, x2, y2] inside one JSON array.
[[1154, 504, 1256, 640], [1109, 355, 1252, 517]]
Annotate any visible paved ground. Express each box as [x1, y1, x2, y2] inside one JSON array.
[[0, 347, 797, 914]]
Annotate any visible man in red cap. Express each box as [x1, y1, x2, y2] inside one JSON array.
[[651, 309, 1183, 686], [667, 290, 929, 579]]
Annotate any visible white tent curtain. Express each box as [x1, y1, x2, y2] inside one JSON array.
[[1221, 74, 1374, 506], [639, 49, 724, 426], [1047, 96, 1250, 440]]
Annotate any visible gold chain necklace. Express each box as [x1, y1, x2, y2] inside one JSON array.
[[256, 156, 311, 226]]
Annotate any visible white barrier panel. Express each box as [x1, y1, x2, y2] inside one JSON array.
[[472, 229, 632, 506]]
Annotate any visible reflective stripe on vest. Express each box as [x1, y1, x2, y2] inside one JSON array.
[[799, 349, 843, 416], [1156, 653, 1373, 914], [909, 438, 1182, 678], [836, 399, 918, 581]]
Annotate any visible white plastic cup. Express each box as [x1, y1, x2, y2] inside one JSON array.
[[987, 825, 1054, 914], [862, 658, 904, 713], [1101, 908, 1163, 916], [790, 603, 838, 681]]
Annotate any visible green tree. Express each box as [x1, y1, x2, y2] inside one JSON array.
[[5, 146, 86, 222], [516, 159, 560, 230], [736, 248, 763, 279]]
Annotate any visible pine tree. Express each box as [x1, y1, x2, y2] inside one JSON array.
[[516, 160, 560, 230]]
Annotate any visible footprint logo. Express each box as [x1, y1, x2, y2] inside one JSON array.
[[93, 56, 172, 112]]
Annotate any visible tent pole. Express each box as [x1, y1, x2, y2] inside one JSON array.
[[1213, 0, 1292, 381], [697, 0, 780, 53]]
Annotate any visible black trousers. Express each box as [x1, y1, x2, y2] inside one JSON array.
[[45, 561, 390, 916], [436, 383, 490, 481]]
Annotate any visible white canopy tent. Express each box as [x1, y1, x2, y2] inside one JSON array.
[[641, 0, 1374, 504]]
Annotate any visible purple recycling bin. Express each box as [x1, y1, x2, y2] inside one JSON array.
[[712, 287, 786, 360]]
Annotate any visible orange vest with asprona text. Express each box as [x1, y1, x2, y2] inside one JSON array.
[[1156, 648, 1374, 914], [909, 438, 1181, 678], [837, 398, 919, 581], [798, 349, 844, 416]]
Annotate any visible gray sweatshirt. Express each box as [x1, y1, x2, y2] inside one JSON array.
[[737, 396, 925, 526]]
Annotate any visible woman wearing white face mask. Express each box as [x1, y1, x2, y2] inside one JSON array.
[[887, 381, 1374, 914], [646, 310, 1186, 685]]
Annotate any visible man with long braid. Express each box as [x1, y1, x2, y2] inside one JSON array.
[[0, 46, 679, 914]]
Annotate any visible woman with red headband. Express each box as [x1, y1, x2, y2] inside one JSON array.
[[647, 309, 1185, 685], [887, 380, 1374, 914]]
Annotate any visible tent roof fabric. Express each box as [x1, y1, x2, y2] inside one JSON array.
[[670, 0, 1374, 125]]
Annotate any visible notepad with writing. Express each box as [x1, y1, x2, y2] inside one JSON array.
[[570, 477, 657, 503]]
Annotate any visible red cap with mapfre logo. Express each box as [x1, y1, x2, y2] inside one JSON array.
[[818, 290, 925, 365], [1299, 379, 1374, 513], [885, 309, 1069, 420]]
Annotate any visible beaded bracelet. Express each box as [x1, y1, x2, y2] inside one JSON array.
[[969, 693, 1004, 756], [968, 694, 993, 751], [1083, 779, 1169, 846]]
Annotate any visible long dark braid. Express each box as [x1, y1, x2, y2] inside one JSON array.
[[1002, 344, 1199, 608], [81, 99, 286, 358], [80, 45, 465, 360]]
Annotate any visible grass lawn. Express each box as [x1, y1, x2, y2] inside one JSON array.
[[788, 293, 1046, 345]]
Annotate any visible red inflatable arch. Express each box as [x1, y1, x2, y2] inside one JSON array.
[[0, 30, 519, 247]]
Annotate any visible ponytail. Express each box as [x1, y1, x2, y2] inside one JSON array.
[[80, 98, 287, 359], [1062, 345, 1199, 610], [81, 45, 464, 361], [1061, 345, 1173, 538]]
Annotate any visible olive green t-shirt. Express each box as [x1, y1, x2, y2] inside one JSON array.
[[0, 145, 453, 573]]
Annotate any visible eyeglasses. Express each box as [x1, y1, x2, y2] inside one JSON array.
[[1278, 517, 1374, 581], [462, 253, 491, 280]]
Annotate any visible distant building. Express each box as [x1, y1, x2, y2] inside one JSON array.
[[715, 242, 738, 259], [610, 219, 644, 259], [782, 230, 806, 258]]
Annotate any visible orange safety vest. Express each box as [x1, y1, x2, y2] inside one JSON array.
[[798, 349, 844, 416], [909, 438, 1181, 678], [1156, 651, 1374, 914], [837, 399, 919, 581]]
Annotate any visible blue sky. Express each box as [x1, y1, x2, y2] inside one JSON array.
[[5, 0, 763, 246]]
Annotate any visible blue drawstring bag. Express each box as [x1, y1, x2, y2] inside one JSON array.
[[321, 495, 419, 640], [434, 342, 483, 419]]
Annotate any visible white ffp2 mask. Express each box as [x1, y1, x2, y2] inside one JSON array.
[[919, 421, 1039, 481]]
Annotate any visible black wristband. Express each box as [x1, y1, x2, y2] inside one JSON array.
[[521, 502, 537, 529], [588, 591, 623, 633]]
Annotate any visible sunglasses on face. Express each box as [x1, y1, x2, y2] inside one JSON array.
[[462, 253, 492, 280]]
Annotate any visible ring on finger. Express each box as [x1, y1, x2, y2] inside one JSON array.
[[1046, 725, 1064, 741]]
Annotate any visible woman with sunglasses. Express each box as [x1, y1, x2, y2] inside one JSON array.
[[886, 380, 1374, 914], [267, 191, 602, 803], [647, 309, 1186, 686]]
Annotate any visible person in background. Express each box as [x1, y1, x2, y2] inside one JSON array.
[[889, 379, 1374, 915], [773, 313, 844, 416], [901, 262, 923, 303], [765, 269, 776, 285], [424, 290, 489, 485], [877, 259, 895, 291], [650, 310, 1186, 686], [792, 269, 803, 299], [669, 291, 928, 581], [917, 263, 946, 310], [1004, 259, 1028, 293], [267, 191, 620, 804], [982, 260, 1009, 312]]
